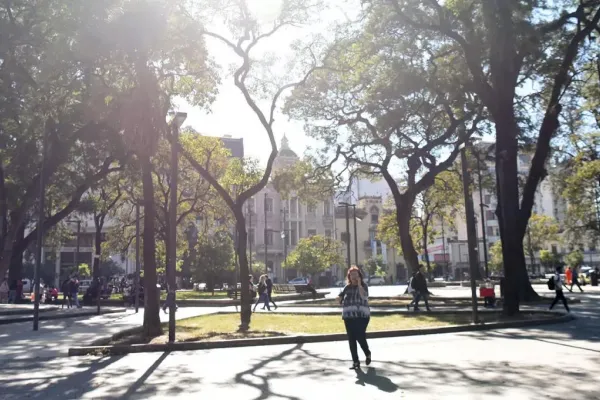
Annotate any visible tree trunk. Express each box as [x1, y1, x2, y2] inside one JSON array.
[[141, 156, 162, 337], [495, 117, 538, 315], [422, 221, 431, 276], [8, 224, 25, 282], [397, 206, 419, 275], [235, 210, 251, 331], [93, 217, 102, 279]]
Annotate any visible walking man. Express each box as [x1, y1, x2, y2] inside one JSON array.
[[412, 265, 431, 312], [265, 275, 277, 310], [549, 266, 570, 312], [569, 265, 584, 293], [162, 284, 178, 314]]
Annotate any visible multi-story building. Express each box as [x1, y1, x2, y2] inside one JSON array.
[[334, 196, 406, 282], [426, 142, 575, 276], [246, 135, 339, 285]]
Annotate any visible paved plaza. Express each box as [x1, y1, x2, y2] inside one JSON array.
[[0, 286, 598, 399]]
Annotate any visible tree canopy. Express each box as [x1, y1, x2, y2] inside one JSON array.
[[284, 235, 344, 277]]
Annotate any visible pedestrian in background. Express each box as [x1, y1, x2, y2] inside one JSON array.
[[549, 266, 570, 312], [162, 284, 178, 314], [406, 271, 417, 310], [61, 278, 71, 309], [253, 274, 271, 312], [412, 265, 431, 312], [0, 278, 8, 304], [265, 275, 277, 310], [338, 266, 371, 370], [569, 266, 584, 293], [70, 277, 81, 308]]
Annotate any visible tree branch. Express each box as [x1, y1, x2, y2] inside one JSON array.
[[519, 6, 600, 237]]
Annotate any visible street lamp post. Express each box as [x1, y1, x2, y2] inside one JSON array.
[[264, 193, 268, 275], [248, 201, 252, 273], [135, 202, 141, 313], [281, 208, 288, 266], [340, 202, 352, 270], [460, 141, 480, 324], [33, 123, 49, 331], [475, 148, 490, 278], [351, 204, 359, 266], [168, 111, 187, 343], [66, 220, 82, 275]]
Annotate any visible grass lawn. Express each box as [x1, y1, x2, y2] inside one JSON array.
[[111, 312, 547, 345]]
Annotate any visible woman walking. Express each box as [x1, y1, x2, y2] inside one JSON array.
[[253, 275, 271, 312], [338, 266, 371, 370]]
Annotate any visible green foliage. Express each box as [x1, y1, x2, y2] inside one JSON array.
[[284, 235, 344, 276], [565, 249, 584, 269], [190, 230, 235, 283], [526, 213, 561, 253], [272, 160, 335, 204], [364, 255, 386, 279], [489, 242, 504, 274], [77, 264, 91, 278], [539, 250, 559, 269], [99, 260, 125, 278], [377, 173, 462, 256]]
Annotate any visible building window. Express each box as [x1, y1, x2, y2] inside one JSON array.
[[484, 194, 492, 205], [325, 229, 332, 238], [369, 206, 379, 224], [248, 229, 255, 245], [246, 198, 255, 213], [264, 197, 274, 213], [485, 210, 495, 220], [369, 230, 376, 241], [291, 222, 298, 246], [290, 197, 298, 214], [323, 200, 331, 216], [266, 230, 273, 245], [341, 232, 349, 243], [308, 229, 317, 237], [551, 244, 558, 254], [266, 260, 273, 272], [307, 203, 317, 214], [486, 226, 494, 237]]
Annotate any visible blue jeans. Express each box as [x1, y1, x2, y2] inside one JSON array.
[[253, 293, 270, 311], [72, 292, 80, 307]]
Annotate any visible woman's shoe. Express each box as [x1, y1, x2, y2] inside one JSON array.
[[366, 355, 371, 366], [350, 362, 360, 370]]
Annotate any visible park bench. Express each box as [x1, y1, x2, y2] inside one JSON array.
[[273, 284, 297, 294]]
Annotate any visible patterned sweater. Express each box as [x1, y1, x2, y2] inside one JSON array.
[[340, 283, 370, 319]]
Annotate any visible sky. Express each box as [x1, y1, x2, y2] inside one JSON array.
[[176, 0, 357, 165]]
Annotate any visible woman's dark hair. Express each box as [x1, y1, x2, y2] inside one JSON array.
[[346, 266, 364, 285]]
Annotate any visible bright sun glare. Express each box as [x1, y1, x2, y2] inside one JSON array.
[[247, 0, 283, 21]]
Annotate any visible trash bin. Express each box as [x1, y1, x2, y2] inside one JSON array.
[[591, 271, 598, 287]]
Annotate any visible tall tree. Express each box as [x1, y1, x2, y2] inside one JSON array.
[[176, 0, 327, 330], [0, 0, 129, 282], [96, 0, 218, 336], [379, 0, 600, 313], [525, 213, 561, 272], [284, 7, 483, 275], [284, 235, 344, 277]]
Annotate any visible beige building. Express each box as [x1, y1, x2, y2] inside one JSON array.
[[246, 136, 339, 286], [334, 196, 406, 282]]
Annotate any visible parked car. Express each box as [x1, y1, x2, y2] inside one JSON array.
[[367, 276, 385, 286], [288, 277, 309, 285], [194, 282, 207, 292], [335, 280, 345, 287]]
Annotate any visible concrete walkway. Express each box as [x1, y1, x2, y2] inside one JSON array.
[[0, 293, 598, 399], [0, 306, 220, 360]]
